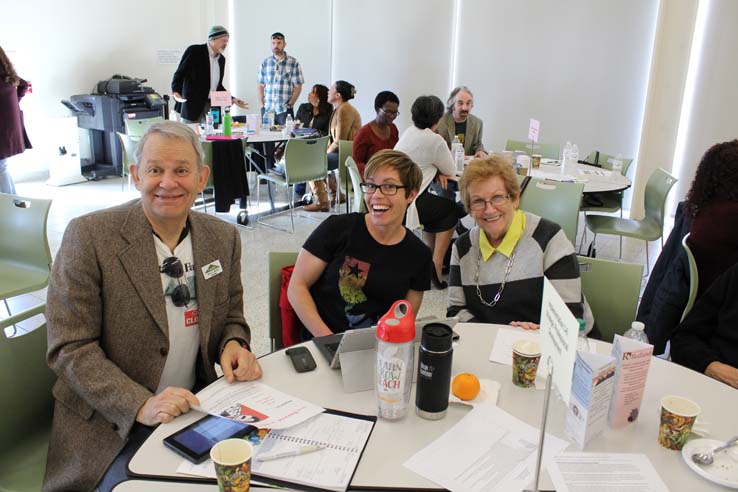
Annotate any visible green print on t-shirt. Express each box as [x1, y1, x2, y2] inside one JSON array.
[[339, 256, 369, 311]]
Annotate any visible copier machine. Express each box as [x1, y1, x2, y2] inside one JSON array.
[[63, 75, 168, 179]]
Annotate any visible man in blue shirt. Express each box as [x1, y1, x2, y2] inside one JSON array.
[[257, 32, 304, 126]]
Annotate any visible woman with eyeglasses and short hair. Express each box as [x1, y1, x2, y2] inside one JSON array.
[[288, 150, 432, 338], [352, 90, 400, 178], [395, 95, 460, 289], [448, 156, 594, 332]]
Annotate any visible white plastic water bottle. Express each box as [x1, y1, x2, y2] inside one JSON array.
[[205, 112, 214, 135], [623, 321, 649, 344], [376, 300, 415, 420], [571, 144, 580, 164], [452, 136, 464, 172], [284, 114, 294, 136], [611, 153, 624, 175], [576, 318, 591, 353], [561, 141, 572, 173]]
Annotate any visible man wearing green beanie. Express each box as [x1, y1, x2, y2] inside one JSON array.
[[172, 25, 248, 123]]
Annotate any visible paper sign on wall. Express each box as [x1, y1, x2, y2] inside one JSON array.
[[209, 90, 232, 108], [538, 277, 580, 404], [528, 118, 540, 142], [156, 49, 181, 64]]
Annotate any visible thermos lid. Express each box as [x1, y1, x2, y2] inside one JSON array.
[[421, 323, 453, 352], [376, 300, 415, 343]]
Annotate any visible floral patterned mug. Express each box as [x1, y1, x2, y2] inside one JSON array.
[[658, 395, 701, 450], [512, 340, 541, 388], [211, 438, 253, 492]]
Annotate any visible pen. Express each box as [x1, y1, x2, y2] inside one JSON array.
[[255, 445, 324, 462]]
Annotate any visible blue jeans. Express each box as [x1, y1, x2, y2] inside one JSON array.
[[0, 158, 17, 195]]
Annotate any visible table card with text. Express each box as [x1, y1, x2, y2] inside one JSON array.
[[528, 118, 540, 143], [538, 277, 580, 404], [608, 335, 653, 428], [565, 351, 616, 449], [209, 90, 231, 108]]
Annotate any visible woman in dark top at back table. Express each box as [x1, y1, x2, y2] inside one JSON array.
[[296, 84, 332, 136], [352, 91, 400, 178]]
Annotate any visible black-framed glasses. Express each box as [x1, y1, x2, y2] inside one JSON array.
[[160, 256, 191, 307], [360, 182, 407, 195], [469, 194, 511, 211], [380, 108, 400, 118]]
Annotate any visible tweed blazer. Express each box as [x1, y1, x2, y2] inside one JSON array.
[[43, 200, 250, 492], [435, 112, 486, 156]]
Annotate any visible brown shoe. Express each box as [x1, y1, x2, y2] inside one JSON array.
[[329, 192, 347, 205], [303, 186, 329, 212]]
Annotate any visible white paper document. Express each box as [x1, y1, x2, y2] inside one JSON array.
[[404, 403, 569, 492], [195, 379, 324, 429], [548, 453, 668, 492], [488, 328, 541, 365], [577, 168, 612, 177]]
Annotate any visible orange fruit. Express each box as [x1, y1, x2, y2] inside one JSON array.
[[452, 373, 481, 401]]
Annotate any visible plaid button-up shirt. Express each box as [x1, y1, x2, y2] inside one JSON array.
[[257, 52, 304, 114]]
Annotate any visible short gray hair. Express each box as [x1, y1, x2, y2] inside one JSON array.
[[446, 86, 474, 113], [133, 120, 205, 174]]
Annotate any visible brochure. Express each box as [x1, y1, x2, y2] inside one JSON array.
[[565, 351, 616, 449], [608, 335, 653, 428]]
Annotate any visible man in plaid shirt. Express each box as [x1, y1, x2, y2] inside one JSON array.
[[257, 32, 304, 126]]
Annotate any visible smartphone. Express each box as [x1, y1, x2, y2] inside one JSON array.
[[162, 414, 254, 463]]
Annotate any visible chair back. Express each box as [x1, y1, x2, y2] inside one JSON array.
[[505, 139, 561, 160], [124, 116, 165, 138], [117, 132, 138, 178], [268, 252, 299, 351], [585, 150, 634, 176], [284, 136, 329, 184], [345, 156, 367, 213], [0, 324, 55, 492], [0, 195, 53, 299], [643, 168, 678, 230], [578, 256, 643, 343], [519, 178, 583, 244], [681, 233, 699, 321]]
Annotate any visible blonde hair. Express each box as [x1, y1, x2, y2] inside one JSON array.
[[459, 155, 520, 213]]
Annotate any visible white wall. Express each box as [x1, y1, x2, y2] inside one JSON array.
[[331, 0, 455, 131], [455, 0, 659, 162], [0, 0, 207, 177], [229, 0, 332, 118]]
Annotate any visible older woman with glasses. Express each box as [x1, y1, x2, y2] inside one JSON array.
[[448, 156, 593, 331], [352, 90, 400, 178], [288, 149, 432, 337]]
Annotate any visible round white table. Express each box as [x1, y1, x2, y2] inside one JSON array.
[[129, 323, 737, 491], [531, 160, 631, 194]]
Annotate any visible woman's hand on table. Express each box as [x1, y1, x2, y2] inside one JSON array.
[[510, 321, 540, 331], [705, 361, 738, 389], [435, 173, 454, 189]]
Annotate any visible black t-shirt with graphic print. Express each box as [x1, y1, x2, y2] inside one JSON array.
[[454, 120, 468, 147], [302, 213, 432, 336]]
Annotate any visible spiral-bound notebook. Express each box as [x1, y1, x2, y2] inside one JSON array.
[[252, 409, 376, 492]]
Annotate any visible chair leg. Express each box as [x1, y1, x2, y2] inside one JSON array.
[[644, 241, 650, 277]]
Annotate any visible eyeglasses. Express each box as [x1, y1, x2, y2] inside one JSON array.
[[469, 194, 511, 211], [380, 108, 400, 118], [360, 182, 407, 195], [160, 256, 191, 307]]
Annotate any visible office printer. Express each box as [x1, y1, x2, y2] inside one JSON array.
[[62, 75, 168, 179]]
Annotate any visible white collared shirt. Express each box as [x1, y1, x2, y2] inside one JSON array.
[[207, 43, 220, 93]]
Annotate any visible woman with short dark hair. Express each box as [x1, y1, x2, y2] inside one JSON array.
[[395, 95, 458, 289], [352, 90, 400, 178]]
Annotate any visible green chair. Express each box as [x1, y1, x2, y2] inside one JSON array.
[[519, 178, 584, 245], [337, 140, 354, 213], [0, 323, 56, 492], [268, 251, 299, 352], [0, 195, 52, 337], [680, 233, 698, 322], [578, 256, 643, 344], [505, 139, 561, 160], [585, 168, 677, 275], [116, 132, 138, 191], [256, 136, 329, 232], [124, 116, 165, 138], [579, 151, 634, 256], [345, 156, 366, 214]]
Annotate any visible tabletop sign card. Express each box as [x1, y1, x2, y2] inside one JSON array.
[[538, 277, 580, 405], [608, 335, 654, 428], [565, 351, 616, 449], [528, 118, 540, 142], [209, 90, 231, 108]]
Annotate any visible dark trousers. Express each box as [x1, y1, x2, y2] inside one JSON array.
[[96, 424, 153, 492]]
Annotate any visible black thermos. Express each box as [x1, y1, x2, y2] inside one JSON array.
[[415, 323, 454, 420]]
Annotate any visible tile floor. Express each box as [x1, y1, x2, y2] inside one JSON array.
[[2, 176, 669, 355]]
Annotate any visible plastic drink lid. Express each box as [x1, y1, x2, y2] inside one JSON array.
[[631, 321, 645, 331], [376, 300, 415, 343]]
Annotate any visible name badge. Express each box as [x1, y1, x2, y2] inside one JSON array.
[[202, 260, 223, 280]]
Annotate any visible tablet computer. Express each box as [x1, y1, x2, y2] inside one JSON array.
[[163, 414, 254, 464]]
